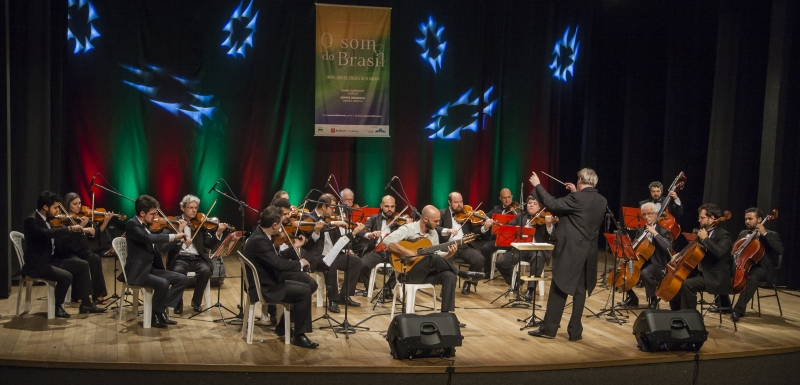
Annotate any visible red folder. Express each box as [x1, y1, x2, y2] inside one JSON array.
[[352, 207, 379, 224], [491, 213, 516, 234], [603, 233, 636, 260], [622, 207, 646, 230], [495, 225, 535, 246]]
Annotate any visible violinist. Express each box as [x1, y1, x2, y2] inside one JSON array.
[[639, 181, 683, 218], [164, 194, 228, 314], [357, 195, 400, 298], [618, 202, 672, 309], [668, 203, 732, 311], [437, 192, 493, 295], [718, 208, 783, 322], [495, 196, 555, 301], [302, 193, 365, 313], [54, 192, 110, 305], [270, 190, 289, 206], [22, 191, 106, 317], [480, 188, 519, 274]]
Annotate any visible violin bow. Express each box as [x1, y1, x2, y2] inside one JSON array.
[[56, 202, 82, 233], [189, 199, 218, 243], [91, 193, 96, 231], [524, 207, 548, 227], [156, 207, 182, 234]]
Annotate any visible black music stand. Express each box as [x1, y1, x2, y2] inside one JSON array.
[[189, 231, 243, 323]]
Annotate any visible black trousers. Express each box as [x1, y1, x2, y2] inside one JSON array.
[[50, 258, 93, 305], [453, 245, 485, 278], [480, 241, 502, 274], [669, 272, 707, 311], [496, 250, 547, 289], [359, 251, 396, 290], [172, 257, 212, 308], [140, 269, 188, 313], [729, 264, 767, 315], [63, 250, 107, 300], [402, 255, 458, 312], [267, 278, 314, 334], [626, 260, 663, 300], [540, 262, 587, 338], [316, 253, 362, 302], [23, 263, 76, 307]]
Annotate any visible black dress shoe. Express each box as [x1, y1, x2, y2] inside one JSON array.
[[569, 334, 582, 342], [527, 328, 555, 339], [343, 297, 361, 307], [79, 305, 108, 314], [618, 297, 639, 307], [708, 307, 731, 314], [463, 271, 486, 280], [276, 327, 295, 338], [291, 334, 319, 349], [328, 302, 341, 313], [192, 305, 202, 312], [173, 307, 183, 315], [461, 281, 471, 295], [55, 306, 71, 318], [151, 314, 167, 328], [524, 290, 534, 302], [731, 311, 741, 322], [159, 312, 178, 325], [381, 287, 394, 300]]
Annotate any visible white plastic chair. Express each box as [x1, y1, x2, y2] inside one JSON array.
[[511, 261, 545, 297], [390, 283, 437, 320], [489, 249, 506, 279], [11, 231, 59, 319], [113, 237, 155, 328], [186, 271, 212, 307], [313, 271, 325, 307], [237, 251, 291, 345], [367, 262, 394, 298]]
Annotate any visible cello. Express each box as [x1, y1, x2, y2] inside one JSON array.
[[656, 172, 686, 241], [731, 210, 778, 294], [656, 210, 731, 302], [609, 229, 656, 292]]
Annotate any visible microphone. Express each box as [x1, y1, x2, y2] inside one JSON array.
[[208, 178, 221, 194], [326, 174, 333, 187], [628, 259, 634, 275], [384, 176, 397, 190], [88, 173, 98, 189]]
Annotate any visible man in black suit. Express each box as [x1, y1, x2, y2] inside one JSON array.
[[302, 193, 364, 313], [639, 181, 683, 218], [618, 202, 672, 309], [722, 208, 783, 322], [527, 169, 607, 341], [243, 206, 318, 348], [357, 195, 400, 298], [164, 194, 229, 314], [480, 188, 518, 274], [122, 195, 189, 328], [21, 191, 106, 317], [437, 192, 494, 295], [668, 203, 733, 311], [495, 196, 555, 301]]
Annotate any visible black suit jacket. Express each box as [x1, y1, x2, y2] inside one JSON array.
[[243, 226, 302, 303], [534, 185, 607, 295], [21, 211, 72, 276], [122, 217, 173, 286], [735, 229, 783, 282], [353, 212, 389, 254], [639, 196, 683, 217], [697, 227, 733, 295], [164, 222, 222, 270], [436, 207, 488, 248], [634, 224, 672, 271]]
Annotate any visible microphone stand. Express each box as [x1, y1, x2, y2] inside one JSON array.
[[90, 181, 135, 310], [209, 181, 258, 325]]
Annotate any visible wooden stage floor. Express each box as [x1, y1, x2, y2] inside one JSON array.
[[1, 252, 799, 373]]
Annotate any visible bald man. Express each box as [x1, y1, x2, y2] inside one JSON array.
[[358, 195, 401, 297], [482, 188, 518, 274], [384, 206, 485, 316], [437, 192, 494, 294]]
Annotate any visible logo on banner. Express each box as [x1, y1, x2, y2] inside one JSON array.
[[67, 0, 101, 54], [221, 0, 259, 58], [416, 16, 447, 73], [549, 26, 580, 82]]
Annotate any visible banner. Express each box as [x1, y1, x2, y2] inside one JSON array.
[[315, 4, 391, 137]]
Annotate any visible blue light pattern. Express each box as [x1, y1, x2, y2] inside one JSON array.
[[416, 16, 447, 73], [221, 1, 259, 58], [67, 0, 101, 54], [425, 86, 497, 140], [549, 26, 580, 82]]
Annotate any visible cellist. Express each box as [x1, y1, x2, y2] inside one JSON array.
[[618, 202, 672, 309], [668, 203, 733, 311], [717, 208, 783, 322]]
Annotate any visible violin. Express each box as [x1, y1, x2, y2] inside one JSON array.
[[289, 206, 309, 219], [283, 218, 340, 234], [656, 172, 686, 241], [189, 214, 235, 232], [731, 210, 778, 294], [326, 215, 360, 229], [148, 215, 184, 233], [505, 201, 521, 215], [49, 214, 81, 228], [528, 211, 556, 226], [78, 205, 127, 222], [656, 210, 731, 302], [389, 212, 412, 226], [454, 205, 490, 225]]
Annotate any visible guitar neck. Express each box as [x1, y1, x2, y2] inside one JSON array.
[[418, 238, 463, 255]]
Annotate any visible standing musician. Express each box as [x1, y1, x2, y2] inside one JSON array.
[[302, 193, 365, 313], [618, 202, 672, 309], [437, 192, 494, 295], [668, 203, 732, 311], [720, 208, 783, 322], [22, 191, 106, 317], [527, 169, 606, 341], [495, 196, 555, 301], [55, 192, 111, 305], [639, 181, 683, 218], [383, 205, 484, 322], [357, 195, 401, 298], [164, 194, 228, 314], [243, 206, 319, 348], [121, 195, 188, 328], [480, 188, 518, 274]]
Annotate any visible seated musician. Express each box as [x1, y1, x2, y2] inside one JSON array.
[[437, 192, 494, 295], [22, 191, 106, 317], [668, 203, 732, 311], [495, 196, 555, 301], [164, 194, 228, 314], [302, 193, 364, 313], [639, 181, 683, 218], [618, 202, 671, 309], [357, 195, 401, 299], [54, 192, 110, 305], [717, 208, 783, 322], [270, 190, 289, 206], [243, 206, 318, 348], [383, 205, 484, 322], [480, 188, 517, 274], [122, 195, 188, 328]]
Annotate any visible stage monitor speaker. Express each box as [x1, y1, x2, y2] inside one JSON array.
[[632, 309, 708, 352], [387, 313, 463, 359]]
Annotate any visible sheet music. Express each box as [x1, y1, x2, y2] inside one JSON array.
[[323, 236, 350, 266]]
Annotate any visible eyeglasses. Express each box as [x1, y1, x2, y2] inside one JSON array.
[[642, 212, 656, 217]]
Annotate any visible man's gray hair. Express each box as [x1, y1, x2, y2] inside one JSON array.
[[180, 194, 200, 208], [340, 188, 354, 197], [577, 168, 598, 187], [640, 202, 656, 213]]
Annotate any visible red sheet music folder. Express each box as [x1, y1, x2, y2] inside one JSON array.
[[603, 233, 636, 260], [491, 213, 516, 234], [495, 225, 535, 246], [352, 208, 379, 224], [622, 207, 646, 230]]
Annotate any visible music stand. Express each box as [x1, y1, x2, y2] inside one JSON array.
[[682, 232, 697, 243], [490, 226, 535, 306], [490, 214, 516, 234], [622, 207, 646, 230], [352, 208, 379, 224], [190, 231, 243, 323], [591, 232, 637, 323]]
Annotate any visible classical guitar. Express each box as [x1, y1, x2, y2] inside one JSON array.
[[389, 233, 477, 272]]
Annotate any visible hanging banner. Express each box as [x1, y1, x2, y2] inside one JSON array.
[[315, 4, 390, 137]]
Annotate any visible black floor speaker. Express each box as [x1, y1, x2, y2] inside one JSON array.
[[632, 309, 708, 352], [386, 313, 464, 359]]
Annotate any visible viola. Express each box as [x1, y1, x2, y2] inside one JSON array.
[[655, 171, 686, 241], [656, 210, 731, 302], [189, 214, 236, 232], [78, 205, 127, 222], [454, 205, 489, 225], [731, 210, 778, 294], [148, 215, 184, 233], [49, 214, 80, 228], [505, 201, 521, 215]]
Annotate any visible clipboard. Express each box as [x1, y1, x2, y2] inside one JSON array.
[[211, 231, 243, 258], [495, 225, 535, 247], [622, 207, 646, 230]]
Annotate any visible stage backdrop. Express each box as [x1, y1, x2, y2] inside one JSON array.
[[315, 4, 391, 137]]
